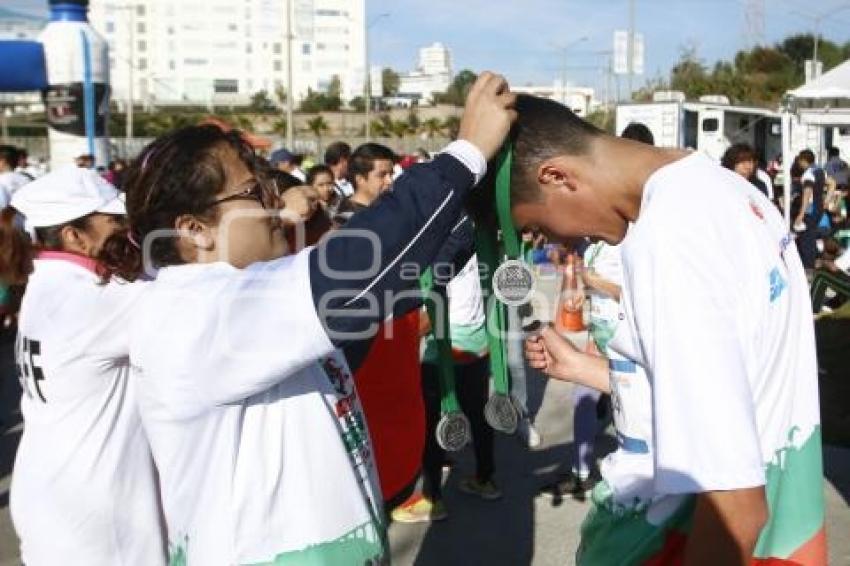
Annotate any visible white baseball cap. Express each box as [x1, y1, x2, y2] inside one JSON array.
[[10, 165, 125, 228]]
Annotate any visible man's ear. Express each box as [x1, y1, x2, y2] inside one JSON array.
[[537, 158, 579, 193], [174, 215, 215, 251]]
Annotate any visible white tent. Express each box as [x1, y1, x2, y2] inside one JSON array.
[[788, 59, 850, 127], [790, 59, 850, 101]]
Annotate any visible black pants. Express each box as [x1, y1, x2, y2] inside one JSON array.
[[421, 356, 494, 501]]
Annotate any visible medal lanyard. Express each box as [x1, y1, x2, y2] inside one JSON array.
[[419, 268, 461, 415], [474, 144, 517, 399]]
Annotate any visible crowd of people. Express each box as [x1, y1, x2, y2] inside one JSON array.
[[0, 71, 837, 565]]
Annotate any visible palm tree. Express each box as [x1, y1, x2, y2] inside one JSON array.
[[421, 117, 443, 139], [390, 119, 410, 140], [306, 115, 330, 155], [442, 116, 461, 140]]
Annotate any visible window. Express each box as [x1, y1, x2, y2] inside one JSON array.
[[105, 21, 115, 34], [317, 43, 325, 50], [169, 60, 176, 70], [214, 79, 239, 94], [167, 26, 175, 35], [138, 40, 146, 52], [316, 9, 341, 16], [228, 23, 238, 31], [302, 43, 311, 55], [273, 43, 281, 54], [137, 22, 146, 33], [246, 43, 253, 54], [273, 60, 282, 72], [702, 118, 719, 133], [135, 5, 145, 16], [138, 58, 147, 70], [184, 58, 208, 66]]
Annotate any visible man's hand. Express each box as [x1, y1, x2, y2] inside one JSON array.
[[684, 487, 768, 566], [279, 185, 319, 225], [525, 325, 610, 392], [458, 71, 517, 161]]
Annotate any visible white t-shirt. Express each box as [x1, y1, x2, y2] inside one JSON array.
[[130, 250, 385, 565], [11, 254, 166, 565], [0, 171, 30, 208], [446, 255, 485, 328], [600, 152, 821, 534]]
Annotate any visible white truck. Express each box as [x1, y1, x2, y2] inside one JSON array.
[[615, 92, 782, 164]]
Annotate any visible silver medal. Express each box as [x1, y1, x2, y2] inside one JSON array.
[[484, 393, 518, 434], [492, 259, 536, 307], [436, 411, 472, 452]]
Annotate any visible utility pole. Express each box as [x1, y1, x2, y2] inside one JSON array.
[[365, 13, 389, 142], [627, 0, 635, 100], [285, 0, 294, 150], [126, 3, 135, 140]]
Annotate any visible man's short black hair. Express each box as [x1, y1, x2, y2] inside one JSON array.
[[510, 95, 603, 206], [0, 145, 19, 169], [348, 143, 396, 185], [306, 164, 333, 186], [828, 146, 840, 159], [620, 122, 655, 146], [466, 95, 603, 226], [324, 141, 351, 166], [798, 149, 816, 166]]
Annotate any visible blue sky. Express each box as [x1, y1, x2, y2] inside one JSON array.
[[7, 0, 849, 95]]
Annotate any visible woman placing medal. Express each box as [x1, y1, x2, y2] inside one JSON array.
[[99, 74, 515, 565]]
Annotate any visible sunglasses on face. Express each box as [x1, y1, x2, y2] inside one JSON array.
[[206, 179, 277, 210]]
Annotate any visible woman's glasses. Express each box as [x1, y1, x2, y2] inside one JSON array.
[[205, 179, 277, 210]]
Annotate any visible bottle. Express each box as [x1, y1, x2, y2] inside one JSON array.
[[40, 0, 111, 170], [557, 253, 586, 332]]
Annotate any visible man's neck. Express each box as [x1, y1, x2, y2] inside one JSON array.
[[349, 191, 374, 207], [599, 139, 689, 224]]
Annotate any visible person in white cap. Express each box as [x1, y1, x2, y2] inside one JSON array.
[[6, 165, 166, 565]]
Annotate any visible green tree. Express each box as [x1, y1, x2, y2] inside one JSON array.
[[299, 88, 342, 113], [441, 116, 461, 140], [249, 90, 276, 114], [274, 85, 288, 106], [328, 75, 342, 99], [420, 117, 443, 139], [406, 110, 420, 133], [307, 115, 330, 153], [435, 70, 478, 106], [271, 118, 287, 137], [349, 96, 365, 112], [382, 67, 401, 97], [390, 119, 411, 139]]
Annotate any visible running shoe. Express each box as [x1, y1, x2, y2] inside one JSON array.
[[457, 477, 503, 501], [537, 472, 596, 504], [391, 495, 448, 523]]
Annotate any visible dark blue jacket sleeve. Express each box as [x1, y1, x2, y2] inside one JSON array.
[[309, 153, 476, 348]]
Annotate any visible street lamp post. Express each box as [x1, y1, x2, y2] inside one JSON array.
[[553, 36, 588, 106], [285, 0, 294, 150], [364, 12, 389, 141], [103, 3, 135, 142]]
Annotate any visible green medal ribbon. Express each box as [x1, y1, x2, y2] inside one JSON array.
[[420, 267, 471, 451], [475, 143, 524, 433], [420, 267, 460, 414]]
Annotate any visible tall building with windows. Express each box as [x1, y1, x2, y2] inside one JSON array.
[[398, 42, 452, 105], [88, 0, 365, 108]]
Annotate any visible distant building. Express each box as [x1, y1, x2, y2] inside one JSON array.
[[398, 42, 452, 105], [512, 80, 597, 117], [0, 6, 45, 40], [88, 0, 366, 108], [0, 7, 47, 110]]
